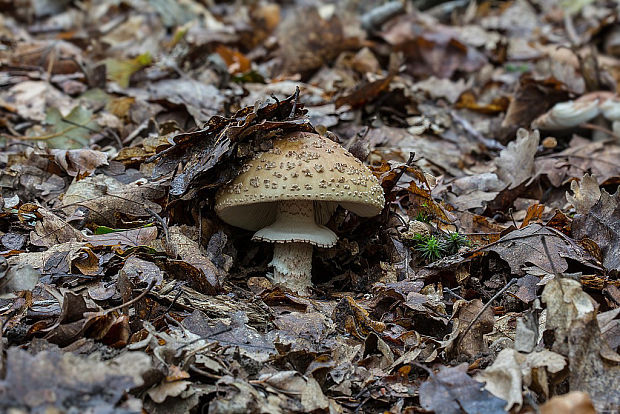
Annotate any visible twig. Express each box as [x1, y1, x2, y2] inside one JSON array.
[[361, 1, 404, 32], [563, 12, 580, 47], [106, 279, 156, 314], [541, 236, 566, 297], [456, 278, 517, 348], [165, 281, 187, 313], [60, 117, 99, 134], [444, 287, 465, 301], [540, 236, 560, 277], [450, 110, 505, 151], [146, 207, 170, 248], [288, 86, 300, 119]]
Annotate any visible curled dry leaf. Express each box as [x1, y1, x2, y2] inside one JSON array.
[[542, 277, 596, 340], [163, 226, 220, 294], [446, 299, 494, 358], [258, 371, 331, 412], [28, 204, 86, 248], [495, 128, 539, 190], [475, 348, 566, 409], [532, 94, 602, 130], [535, 136, 620, 187], [62, 177, 164, 227], [419, 364, 506, 414], [0, 348, 151, 412], [572, 188, 620, 272], [542, 277, 620, 411], [52, 149, 109, 177], [566, 174, 602, 215], [0, 263, 40, 297], [540, 392, 596, 414], [7, 241, 94, 273]]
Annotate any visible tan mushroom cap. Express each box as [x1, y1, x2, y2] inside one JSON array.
[[215, 131, 385, 231]]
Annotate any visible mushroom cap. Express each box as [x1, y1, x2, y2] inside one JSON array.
[[215, 131, 385, 231]]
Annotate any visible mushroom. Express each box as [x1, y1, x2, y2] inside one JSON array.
[[531, 91, 620, 131], [215, 131, 385, 294]]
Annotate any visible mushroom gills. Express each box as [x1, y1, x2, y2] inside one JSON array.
[[252, 200, 338, 293], [252, 200, 337, 247]]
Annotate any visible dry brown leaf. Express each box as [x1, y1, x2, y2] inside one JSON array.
[[447, 299, 494, 358], [572, 188, 620, 272], [476, 348, 566, 409], [495, 128, 539, 189], [62, 176, 164, 227], [566, 174, 602, 215], [52, 149, 109, 177], [276, 7, 345, 76], [0, 348, 150, 412], [419, 364, 506, 414], [540, 392, 596, 414], [28, 204, 86, 248], [535, 136, 620, 187], [164, 226, 220, 294]]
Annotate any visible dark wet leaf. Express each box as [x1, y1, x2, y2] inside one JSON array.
[[573, 188, 620, 272], [419, 364, 506, 414], [0, 347, 149, 413]]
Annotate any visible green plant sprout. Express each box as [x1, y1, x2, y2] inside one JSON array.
[[441, 231, 470, 255], [416, 235, 443, 262], [410, 231, 471, 263], [414, 211, 430, 223]]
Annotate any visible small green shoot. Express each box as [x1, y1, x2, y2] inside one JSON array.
[[414, 211, 430, 223], [416, 235, 443, 262], [441, 232, 470, 255], [410, 231, 471, 263]]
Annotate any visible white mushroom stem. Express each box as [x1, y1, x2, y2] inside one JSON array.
[[270, 242, 314, 293], [252, 200, 338, 294]]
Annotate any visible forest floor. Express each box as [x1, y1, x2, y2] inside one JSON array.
[[0, 0, 619, 413]]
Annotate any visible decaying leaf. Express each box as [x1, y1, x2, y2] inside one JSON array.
[[43, 106, 101, 149], [1, 1, 619, 412], [0, 347, 150, 412], [567, 174, 602, 215], [446, 299, 494, 358], [476, 348, 566, 409], [572, 188, 620, 272], [152, 90, 313, 198], [162, 226, 220, 294], [535, 136, 620, 187], [419, 364, 506, 414], [541, 277, 620, 411], [495, 129, 539, 189], [540, 392, 596, 414], [52, 149, 109, 177], [473, 223, 596, 276], [333, 296, 386, 339], [62, 176, 165, 227], [28, 204, 86, 247], [0, 263, 40, 297]]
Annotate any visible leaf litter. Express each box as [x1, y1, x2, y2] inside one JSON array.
[[0, 0, 619, 413]]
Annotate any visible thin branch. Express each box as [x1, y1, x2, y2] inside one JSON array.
[[456, 278, 517, 348]]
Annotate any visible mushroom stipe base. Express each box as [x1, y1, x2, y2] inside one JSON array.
[[269, 242, 314, 294]]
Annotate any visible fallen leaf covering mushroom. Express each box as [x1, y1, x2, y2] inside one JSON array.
[[0, 1, 619, 413]]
